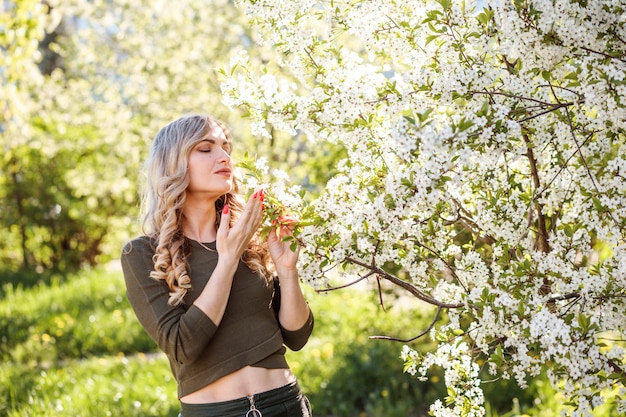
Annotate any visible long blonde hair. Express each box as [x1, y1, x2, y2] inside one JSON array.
[[141, 114, 271, 306]]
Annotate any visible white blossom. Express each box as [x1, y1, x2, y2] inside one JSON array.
[[225, 0, 626, 415]]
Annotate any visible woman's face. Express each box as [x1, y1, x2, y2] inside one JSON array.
[[186, 125, 233, 199]]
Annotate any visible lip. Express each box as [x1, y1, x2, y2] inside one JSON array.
[[214, 168, 232, 176]]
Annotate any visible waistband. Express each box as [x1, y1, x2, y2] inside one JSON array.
[[180, 381, 301, 417]]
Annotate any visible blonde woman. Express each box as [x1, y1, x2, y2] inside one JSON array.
[[121, 114, 314, 417]]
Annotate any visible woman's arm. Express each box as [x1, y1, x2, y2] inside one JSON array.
[[122, 237, 217, 364], [274, 268, 311, 331], [268, 216, 313, 334], [121, 193, 265, 364]]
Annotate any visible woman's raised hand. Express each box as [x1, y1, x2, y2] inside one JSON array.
[[268, 214, 300, 274], [215, 190, 265, 263]]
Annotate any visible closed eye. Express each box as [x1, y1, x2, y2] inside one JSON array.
[[195, 139, 231, 154]]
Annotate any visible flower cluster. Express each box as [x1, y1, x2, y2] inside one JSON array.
[[402, 339, 485, 417], [224, 0, 626, 415]]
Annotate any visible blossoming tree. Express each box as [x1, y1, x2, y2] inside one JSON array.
[[221, 0, 626, 415]]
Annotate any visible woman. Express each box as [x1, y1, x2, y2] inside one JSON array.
[[121, 114, 314, 417]]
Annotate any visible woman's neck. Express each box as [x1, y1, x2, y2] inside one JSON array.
[[182, 202, 218, 242]]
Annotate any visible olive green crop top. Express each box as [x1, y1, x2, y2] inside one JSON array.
[[121, 236, 314, 398]]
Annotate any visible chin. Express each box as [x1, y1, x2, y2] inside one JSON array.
[[222, 181, 234, 194]]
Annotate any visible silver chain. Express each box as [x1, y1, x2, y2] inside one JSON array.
[[193, 239, 216, 253], [245, 395, 263, 417]]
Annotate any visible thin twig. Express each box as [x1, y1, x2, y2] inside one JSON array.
[[470, 90, 562, 107], [376, 275, 386, 312], [316, 270, 376, 292], [517, 102, 572, 123], [548, 292, 581, 303], [370, 307, 442, 342], [561, 95, 621, 229], [534, 131, 595, 199]]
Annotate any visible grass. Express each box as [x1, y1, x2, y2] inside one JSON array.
[[1, 269, 153, 364], [1, 353, 178, 417], [1, 268, 622, 416]]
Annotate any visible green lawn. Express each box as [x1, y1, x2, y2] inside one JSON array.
[[1, 268, 620, 416]]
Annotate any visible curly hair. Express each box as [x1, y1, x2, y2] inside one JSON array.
[[140, 114, 272, 306]]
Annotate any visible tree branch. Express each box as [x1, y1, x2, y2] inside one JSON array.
[[470, 89, 569, 107], [523, 134, 551, 254], [580, 46, 626, 63], [375, 275, 387, 312], [370, 307, 442, 342], [517, 102, 572, 123], [344, 256, 464, 308], [608, 359, 626, 380]]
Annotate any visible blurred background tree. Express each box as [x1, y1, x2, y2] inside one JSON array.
[[0, 0, 343, 285]]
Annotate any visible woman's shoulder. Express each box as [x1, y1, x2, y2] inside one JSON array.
[[121, 235, 156, 257]]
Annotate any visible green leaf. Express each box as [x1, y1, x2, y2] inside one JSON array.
[[403, 115, 416, 125], [476, 9, 494, 26], [592, 197, 604, 211], [436, 0, 452, 10], [477, 100, 490, 117]]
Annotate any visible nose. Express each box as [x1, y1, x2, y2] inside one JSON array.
[[217, 147, 231, 163]]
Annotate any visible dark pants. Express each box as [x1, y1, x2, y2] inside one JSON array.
[[179, 381, 312, 417]]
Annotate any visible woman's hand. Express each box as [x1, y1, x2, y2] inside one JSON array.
[[216, 190, 265, 263], [268, 214, 300, 274], [268, 214, 310, 332], [192, 190, 264, 325]]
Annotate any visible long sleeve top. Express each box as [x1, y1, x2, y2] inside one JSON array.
[[121, 236, 314, 398]]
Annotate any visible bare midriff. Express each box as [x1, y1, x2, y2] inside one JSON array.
[[179, 366, 296, 404]]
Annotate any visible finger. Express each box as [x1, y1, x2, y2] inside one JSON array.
[[267, 225, 281, 243], [239, 189, 264, 222], [270, 227, 292, 244], [278, 214, 299, 223], [232, 191, 264, 242], [250, 190, 266, 226], [217, 204, 230, 237], [277, 214, 299, 230], [244, 190, 263, 224]]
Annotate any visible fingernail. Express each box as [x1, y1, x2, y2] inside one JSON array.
[[222, 205, 229, 214], [253, 190, 259, 199]]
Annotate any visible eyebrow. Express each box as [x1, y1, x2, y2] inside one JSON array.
[[202, 138, 229, 145], [201, 138, 232, 151]]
